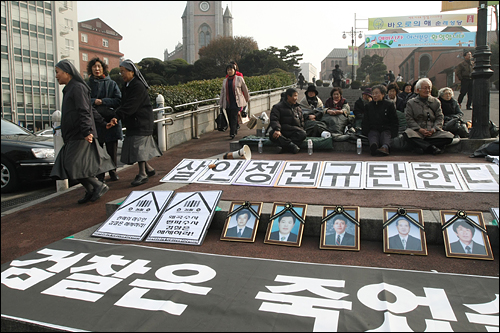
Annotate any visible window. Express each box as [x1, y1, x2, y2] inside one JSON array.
[[102, 39, 108, 47], [419, 54, 431, 78], [64, 18, 73, 30], [198, 24, 211, 49], [65, 38, 74, 50], [81, 33, 87, 43], [103, 57, 109, 65], [82, 53, 88, 61]]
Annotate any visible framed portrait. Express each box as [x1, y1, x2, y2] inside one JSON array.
[[383, 208, 427, 256], [220, 201, 263, 243], [264, 202, 307, 247], [320, 206, 360, 251], [441, 210, 494, 260]]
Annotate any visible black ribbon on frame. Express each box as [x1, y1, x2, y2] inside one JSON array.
[[383, 207, 424, 230], [268, 203, 305, 224], [321, 206, 359, 226], [441, 210, 486, 233], [226, 201, 260, 220]]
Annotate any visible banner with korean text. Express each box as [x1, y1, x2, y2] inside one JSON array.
[[1, 238, 498, 332], [364, 32, 476, 49], [368, 14, 477, 30]]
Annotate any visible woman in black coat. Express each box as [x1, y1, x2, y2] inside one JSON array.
[[50, 60, 115, 204], [87, 57, 122, 182], [362, 85, 399, 156], [111, 59, 162, 187]]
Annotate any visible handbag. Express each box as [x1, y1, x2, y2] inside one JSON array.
[[95, 104, 116, 122], [246, 116, 258, 129], [217, 109, 228, 132]]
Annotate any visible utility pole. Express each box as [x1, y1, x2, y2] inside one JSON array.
[[469, 0, 494, 139]]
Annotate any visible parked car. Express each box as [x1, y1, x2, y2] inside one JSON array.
[[35, 128, 54, 138], [1, 118, 55, 193]]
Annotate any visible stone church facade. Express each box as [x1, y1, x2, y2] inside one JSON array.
[[164, 1, 233, 64]]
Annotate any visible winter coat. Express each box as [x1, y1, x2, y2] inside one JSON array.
[[60, 79, 104, 143], [455, 59, 473, 81], [270, 100, 304, 134], [439, 97, 464, 118], [219, 75, 249, 110], [324, 97, 350, 116], [114, 77, 154, 137], [353, 97, 368, 120], [88, 75, 123, 142], [362, 99, 399, 138], [404, 96, 454, 139], [385, 95, 405, 112]]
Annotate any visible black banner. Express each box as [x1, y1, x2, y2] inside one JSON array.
[[1, 239, 498, 332]]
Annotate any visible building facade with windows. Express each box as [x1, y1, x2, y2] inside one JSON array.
[[164, 1, 233, 64], [78, 18, 123, 78], [1, 0, 78, 131]]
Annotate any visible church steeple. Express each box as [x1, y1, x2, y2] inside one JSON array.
[[223, 5, 233, 37]]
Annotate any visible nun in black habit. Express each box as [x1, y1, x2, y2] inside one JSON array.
[[110, 59, 162, 187], [50, 59, 116, 204]]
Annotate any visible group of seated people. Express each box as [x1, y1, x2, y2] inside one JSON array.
[[269, 78, 465, 155]]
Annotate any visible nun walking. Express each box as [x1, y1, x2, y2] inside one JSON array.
[[50, 59, 115, 204], [110, 59, 161, 186]]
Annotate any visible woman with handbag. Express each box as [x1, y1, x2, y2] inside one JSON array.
[[87, 57, 122, 182], [219, 64, 250, 139]]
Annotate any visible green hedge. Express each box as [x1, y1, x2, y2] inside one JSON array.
[[149, 72, 295, 111]]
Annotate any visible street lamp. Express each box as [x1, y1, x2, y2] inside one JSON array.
[[342, 27, 363, 82]]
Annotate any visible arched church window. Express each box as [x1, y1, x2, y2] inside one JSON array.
[[419, 54, 432, 78], [198, 24, 212, 48]]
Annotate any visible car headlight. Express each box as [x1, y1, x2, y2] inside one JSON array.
[[31, 148, 55, 159]]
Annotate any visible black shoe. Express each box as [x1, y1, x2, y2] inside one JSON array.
[[97, 173, 105, 183], [288, 142, 300, 154], [370, 143, 379, 156], [131, 174, 148, 186], [77, 191, 93, 204], [377, 146, 390, 156], [431, 145, 443, 155], [109, 171, 119, 181], [90, 183, 109, 202], [230, 134, 235, 139], [276, 146, 284, 154], [146, 169, 156, 177], [466, 106, 472, 110]]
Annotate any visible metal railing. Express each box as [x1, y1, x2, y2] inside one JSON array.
[[125, 84, 295, 152]]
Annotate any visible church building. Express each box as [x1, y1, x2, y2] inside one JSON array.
[[165, 1, 233, 64]]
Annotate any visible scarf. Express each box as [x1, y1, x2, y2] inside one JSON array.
[[56, 59, 91, 93], [225, 76, 236, 104], [119, 59, 149, 89], [325, 97, 347, 110], [306, 96, 318, 108]]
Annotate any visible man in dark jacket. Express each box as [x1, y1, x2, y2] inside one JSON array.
[[269, 88, 306, 154], [332, 65, 343, 87], [455, 51, 474, 110]]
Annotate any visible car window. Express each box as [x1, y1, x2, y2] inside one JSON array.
[[1, 119, 33, 136]]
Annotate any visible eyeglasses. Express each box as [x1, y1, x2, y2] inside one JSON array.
[[419, 86, 431, 90]]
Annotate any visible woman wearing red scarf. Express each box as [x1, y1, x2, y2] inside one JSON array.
[[219, 64, 250, 139], [321, 87, 351, 137]]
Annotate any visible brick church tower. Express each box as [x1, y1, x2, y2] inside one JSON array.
[[165, 1, 233, 64]]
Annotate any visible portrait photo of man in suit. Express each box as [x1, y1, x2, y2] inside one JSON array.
[[225, 209, 254, 238], [388, 218, 422, 251], [449, 219, 486, 255], [269, 212, 298, 242], [325, 217, 355, 246]]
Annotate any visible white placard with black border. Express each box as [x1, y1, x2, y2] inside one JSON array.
[[92, 191, 174, 241], [146, 191, 222, 245]]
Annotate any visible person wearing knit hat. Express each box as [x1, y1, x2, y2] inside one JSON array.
[[110, 59, 162, 187], [50, 59, 115, 204], [353, 88, 372, 128]]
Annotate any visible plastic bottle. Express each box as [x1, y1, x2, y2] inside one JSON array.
[[261, 126, 266, 137], [357, 138, 362, 155], [308, 139, 313, 155], [258, 139, 263, 154]]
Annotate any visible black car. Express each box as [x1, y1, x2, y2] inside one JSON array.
[[1, 118, 55, 193]]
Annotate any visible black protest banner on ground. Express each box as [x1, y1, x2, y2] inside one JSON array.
[[2, 238, 498, 332]]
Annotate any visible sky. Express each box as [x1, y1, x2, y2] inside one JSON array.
[[77, 1, 486, 74]]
